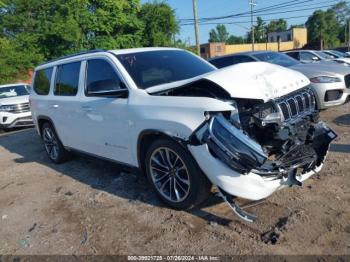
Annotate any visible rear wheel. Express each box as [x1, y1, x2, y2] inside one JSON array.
[[145, 138, 212, 210], [41, 122, 70, 164]]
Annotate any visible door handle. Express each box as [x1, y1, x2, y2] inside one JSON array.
[[49, 104, 59, 108]]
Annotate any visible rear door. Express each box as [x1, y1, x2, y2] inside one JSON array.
[[48, 61, 83, 147]]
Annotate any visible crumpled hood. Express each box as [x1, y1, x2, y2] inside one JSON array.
[[0, 95, 29, 106], [203, 62, 310, 101]]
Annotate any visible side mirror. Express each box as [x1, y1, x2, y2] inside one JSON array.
[[312, 56, 320, 61]]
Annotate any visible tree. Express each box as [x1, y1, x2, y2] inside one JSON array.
[[306, 9, 341, 48], [82, 0, 144, 50], [0, 37, 42, 84], [266, 19, 287, 33], [209, 24, 229, 43], [247, 17, 266, 43], [0, 0, 146, 83], [139, 1, 179, 47], [0, 0, 144, 60], [226, 35, 245, 44], [331, 1, 350, 43]]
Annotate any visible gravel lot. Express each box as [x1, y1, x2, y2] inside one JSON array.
[[0, 103, 349, 255]]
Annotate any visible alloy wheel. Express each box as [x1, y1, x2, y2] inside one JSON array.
[[149, 147, 190, 203], [43, 127, 59, 160]]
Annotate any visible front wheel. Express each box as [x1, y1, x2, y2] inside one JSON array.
[[41, 122, 70, 164], [145, 138, 212, 210]]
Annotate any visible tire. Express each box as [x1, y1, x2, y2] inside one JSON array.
[[145, 138, 212, 210], [41, 122, 70, 164]]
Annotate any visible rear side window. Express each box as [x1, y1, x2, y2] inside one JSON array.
[[33, 68, 53, 95], [210, 57, 233, 68], [86, 59, 123, 93], [233, 55, 255, 64], [54, 62, 81, 96], [286, 52, 299, 60]]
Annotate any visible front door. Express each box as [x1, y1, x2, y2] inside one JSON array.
[[74, 58, 132, 165]]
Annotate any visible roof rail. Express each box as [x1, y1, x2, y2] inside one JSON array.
[[38, 49, 106, 66]]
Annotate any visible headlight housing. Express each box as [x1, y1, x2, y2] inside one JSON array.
[[0, 105, 14, 112], [310, 76, 342, 83]]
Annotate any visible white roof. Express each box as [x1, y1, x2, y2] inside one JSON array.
[[35, 47, 183, 70], [0, 83, 28, 88], [109, 47, 180, 55]]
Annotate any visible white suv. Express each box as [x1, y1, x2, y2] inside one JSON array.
[[0, 83, 33, 130], [30, 48, 336, 221]]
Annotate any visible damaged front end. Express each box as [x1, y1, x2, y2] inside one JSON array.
[[189, 87, 337, 220]]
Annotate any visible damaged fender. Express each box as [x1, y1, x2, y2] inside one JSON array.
[[188, 113, 337, 201]]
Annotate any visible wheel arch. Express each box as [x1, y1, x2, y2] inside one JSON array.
[[37, 115, 59, 138], [137, 129, 188, 175]]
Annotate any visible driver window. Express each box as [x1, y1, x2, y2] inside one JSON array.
[[86, 59, 123, 94]]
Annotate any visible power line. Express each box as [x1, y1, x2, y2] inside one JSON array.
[[179, 0, 345, 23], [179, 0, 307, 22], [180, 14, 312, 27], [179, 2, 345, 25]]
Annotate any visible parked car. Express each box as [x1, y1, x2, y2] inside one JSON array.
[[322, 50, 350, 64], [209, 51, 350, 109], [284, 50, 350, 66], [30, 48, 336, 222], [0, 83, 33, 130]]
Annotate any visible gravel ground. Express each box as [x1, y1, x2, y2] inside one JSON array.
[[0, 103, 349, 255]]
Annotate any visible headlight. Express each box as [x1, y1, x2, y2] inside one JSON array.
[[310, 76, 342, 83], [0, 105, 14, 112]]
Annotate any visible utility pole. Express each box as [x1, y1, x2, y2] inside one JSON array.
[[192, 0, 200, 56], [249, 0, 256, 51], [348, 20, 350, 52]]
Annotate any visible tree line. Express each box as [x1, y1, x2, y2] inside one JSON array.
[[0, 0, 180, 84], [209, 1, 349, 48]]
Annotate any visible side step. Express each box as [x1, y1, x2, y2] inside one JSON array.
[[217, 188, 260, 223]]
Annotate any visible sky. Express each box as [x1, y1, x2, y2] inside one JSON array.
[[140, 0, 338, 44]]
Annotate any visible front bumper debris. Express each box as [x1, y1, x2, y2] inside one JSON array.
[[189, 114, 337, 222]]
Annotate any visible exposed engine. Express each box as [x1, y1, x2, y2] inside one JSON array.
[[204, 86, 337, 177], [234, 88, 318, 165], [154, 82, 336, 178]]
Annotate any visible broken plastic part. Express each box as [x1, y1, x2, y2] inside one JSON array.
[[217, 188, 257, 223], [206, 114, 267, 172]]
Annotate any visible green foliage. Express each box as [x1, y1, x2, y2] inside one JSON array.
[[247, 17, 266, 43], [331, 1, 350, 43], [226, 35, 245, 44], [0, 37, 42, 84], [266, 19, 287, 33], [208, 24, 245, 44], [306, 9, 341, 48], [139, 1, 178, 47], [0, 0, 181, 83], [209, 24, 229, 43]]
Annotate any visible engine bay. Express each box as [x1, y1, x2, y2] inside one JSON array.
[[154, 81, 337, 179]]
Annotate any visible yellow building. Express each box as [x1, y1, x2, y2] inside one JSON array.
[[200, 27, 307, 59]]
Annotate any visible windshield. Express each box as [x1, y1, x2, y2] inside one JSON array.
[[0, 85, 30, 99], [116, 50, 215, 89], [324, 51, 340, 58], [316, 51, 332, 59], [252, 52, 299, 67], [331, 50, 346, 58]]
